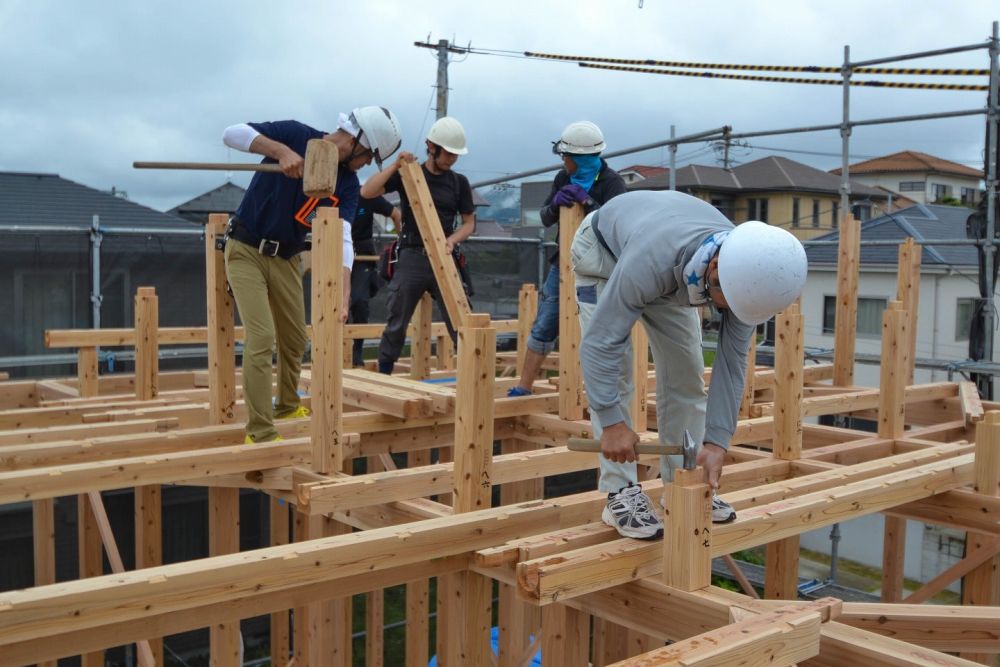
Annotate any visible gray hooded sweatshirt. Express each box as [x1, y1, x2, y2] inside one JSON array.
[[579, 190, 755, 449]]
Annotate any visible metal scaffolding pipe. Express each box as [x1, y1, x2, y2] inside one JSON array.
[[849, 40, 992, 69]]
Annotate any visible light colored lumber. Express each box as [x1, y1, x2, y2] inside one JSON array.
[[881, 516, 907, 602], [410, 293, 433, 380], [541, 603, 590, 666], [607, 598, 839, 667], [878, 301, 908, 439], [833, 215, 860, 386], [662, 466, 712, 591], [134, 287, 159, 401], [960, 381, 986, 424], [310, 206, 345, 475], [399, 161, 471, 328], [516, 284, 537, 378], [558, 203, 585, 420], [773, 303, 804, 460], [270, 497, 291, 666]]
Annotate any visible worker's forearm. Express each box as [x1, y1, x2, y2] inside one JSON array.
[[360, 164, 396, 198], [449, 216, 475, 245], [248, 135, 297, 162]]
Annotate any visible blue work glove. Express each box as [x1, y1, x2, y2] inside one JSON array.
[[552, 183, 590, 207]]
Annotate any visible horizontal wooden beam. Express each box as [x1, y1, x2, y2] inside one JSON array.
[[0, 439, 310, 502], [887, 488, 1000, 536]]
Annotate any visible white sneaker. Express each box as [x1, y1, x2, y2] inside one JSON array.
[[712, 493, 736, 524], [602, 483, 663, 540]]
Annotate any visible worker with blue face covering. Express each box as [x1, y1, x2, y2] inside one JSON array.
[[508, 121, 626, 397]]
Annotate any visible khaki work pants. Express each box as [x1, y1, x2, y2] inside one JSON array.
[[225, 239, 307, 442]]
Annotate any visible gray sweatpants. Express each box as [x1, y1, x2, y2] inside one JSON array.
[[571, 213, 707, 492]]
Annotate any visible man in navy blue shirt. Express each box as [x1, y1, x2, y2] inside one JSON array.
[[222, 107, 402, 444]]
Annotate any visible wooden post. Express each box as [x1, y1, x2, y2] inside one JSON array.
[[206, 214, 241, 665], [366, 456, 386, 667], [133, 285, 164, 664], [881, 515, 907, 603], [961, 411, 1000, 663], [878, 301, 908, 440], [593, 618, 630, 665], [134, 287, 158, 400], [399, 161, 472, 329], [558, 204, 585, 420], [630, 322, 648, 433], [739, 334, 757, 419], [896, 238, 922, 384], [439, 313, 495, 665], [78, 492, 104, 667], [78, 346, 99, 397], [516, 283, 538, 377], [662, 466, 712, 591], [540, 604, 590, 666], [405, 448, 431, 667], [833, 215, 860, 386], [498, 438, 542, 665], [411, 293, 433, 380], [270, 498, 291, 666], [32, 498, 57, 667], [436, 333, 455, 371], [767, 304, 803, 599], [310, 207, 344, 475]]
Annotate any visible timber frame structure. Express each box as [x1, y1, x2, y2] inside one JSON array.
[[1, 162, 999, 667]]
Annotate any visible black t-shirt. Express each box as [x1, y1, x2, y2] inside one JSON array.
[[384, 164, 474, 248], [352, 195, 394, 254]]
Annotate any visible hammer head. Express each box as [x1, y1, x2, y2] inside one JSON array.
[[682, 430, 698, 470], [303, 138, 339, 199]]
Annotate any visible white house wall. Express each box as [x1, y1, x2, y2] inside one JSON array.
[[850, 172, 981, 206]]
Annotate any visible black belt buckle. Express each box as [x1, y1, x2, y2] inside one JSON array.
[[258, 239, 281, 257]]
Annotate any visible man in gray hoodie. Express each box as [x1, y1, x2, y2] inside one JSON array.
[[572, 190, 807, 539]]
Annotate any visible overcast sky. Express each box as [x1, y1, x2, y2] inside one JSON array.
[[1, 1, 996, 212]]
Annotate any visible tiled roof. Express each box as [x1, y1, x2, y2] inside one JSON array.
[[830, 151, 983, 178], [620, 164, 669, 178], [804, 204, 978, 268], [0, 172, 193, 229], [167, 182, 246, 222], [631, 156, 885, 197]]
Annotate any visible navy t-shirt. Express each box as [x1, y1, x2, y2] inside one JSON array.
[[352, 195, 394, 254], [234, 120, 360, 247], [384, 165, 474, 248]]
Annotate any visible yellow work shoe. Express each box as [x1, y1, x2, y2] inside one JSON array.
[[244, 434, 284, 445], [277, 405, 311, 420]]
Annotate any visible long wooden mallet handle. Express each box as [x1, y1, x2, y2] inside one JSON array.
[[567, 437, 682, 456], [133, 162, 284, 172]]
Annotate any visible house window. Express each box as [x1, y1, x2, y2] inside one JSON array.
[[823, 295, 887, 337], [747, 198, 768, 223], [956, 298, 975, 341], [899, 181, 925, 192], [961, 187, 978, 206], [831, 201, 839, 229], [792, 198, 800, 228], [931, 183, 952, 202], [852, 203, 872, 221], [812, 200, 820, 228]]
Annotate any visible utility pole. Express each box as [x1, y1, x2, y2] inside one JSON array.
[[414, 37, 470, 120]]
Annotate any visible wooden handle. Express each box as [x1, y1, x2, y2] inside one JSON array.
[[133, 161, 284, 172], [566, 437, 681, 456]]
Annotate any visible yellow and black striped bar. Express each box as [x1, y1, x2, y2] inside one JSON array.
[[524, 51, 989, 76], [575, 62, 989, 91]]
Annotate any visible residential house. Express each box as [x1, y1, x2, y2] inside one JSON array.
[[167, 182, 246, 224], [831, 150, 983, 207], [618, 164, 668, 186], [796, 202, 983, 589], [630, 156, 889, 242]]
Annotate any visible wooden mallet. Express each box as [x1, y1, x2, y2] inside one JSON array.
[[568, 432, 697, 470], [134, 138, 338, 198]]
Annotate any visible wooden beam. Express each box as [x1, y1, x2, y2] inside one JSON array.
[[410, 293, 433, 380], [878, 301, 908, 439], [77, 491, 104, 667], [31, 498, 56, 667], [607, 598, 839, 667], [541, 603, 590, 666], [558, 204, 585, 420], [662, 467, 712, 591], [270, 498, 291, 667], [880, 516, 907, 603], [134, 287, 159, 402], [398, 161, 471, 328], [773, 303, 804, 460], [516, 284, 538, 378]]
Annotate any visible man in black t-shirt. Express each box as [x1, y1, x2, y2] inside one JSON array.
[[349, 195, 401, 366], [360, 116, 476, 374]]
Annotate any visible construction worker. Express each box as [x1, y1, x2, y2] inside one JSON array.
[[349, 195, 402, 367], [222, 107, 402, 443], [573, 190, 807, 539], [360, 116, 476, 375], [507, 121, 626, 397]]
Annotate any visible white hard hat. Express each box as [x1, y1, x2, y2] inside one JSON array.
[[350, 106, 403, 168], [553, 121, 606, 155], [717, 221, 808, 325], [426, 116, 468, 155]]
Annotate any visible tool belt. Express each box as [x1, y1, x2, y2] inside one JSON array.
[[227, 219, 307, 259]]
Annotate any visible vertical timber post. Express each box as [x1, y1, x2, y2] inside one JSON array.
[[663, 467, 712, 591], [133, 286, 164, 664], [516, 283, 537, 379], [766, 303, 803, 600], [32, 498, 56, 667], [205, 215, 241, 665], [558, 204, 585, 420], [833, 216, 860, 386], [411, 293, 433, 380]]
